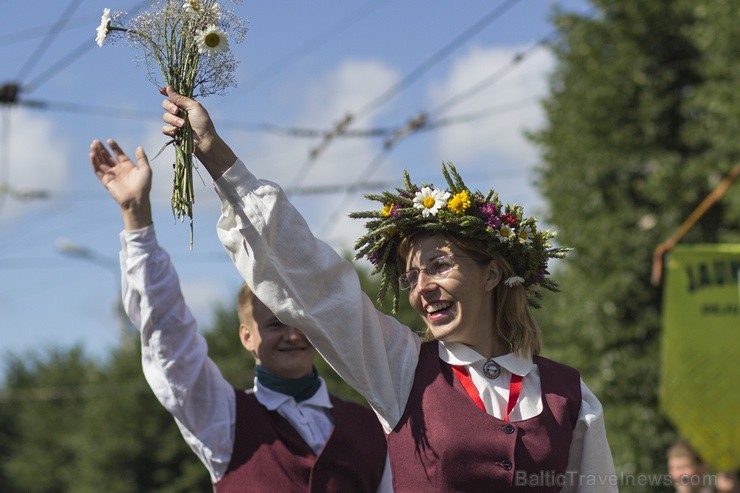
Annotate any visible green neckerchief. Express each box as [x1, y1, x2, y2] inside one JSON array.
[[255, 365, 321, 403]]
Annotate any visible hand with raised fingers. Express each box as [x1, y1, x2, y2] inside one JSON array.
[[90, 138, 153, 230]]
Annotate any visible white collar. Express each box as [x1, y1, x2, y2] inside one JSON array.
[[439, 341, 534, 377], [253, 376, 333, 411]]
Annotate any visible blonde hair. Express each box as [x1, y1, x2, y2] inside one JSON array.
[[667, 439, 702, 463], [236, 283, 256, 327], [399, 232, 542, 357]]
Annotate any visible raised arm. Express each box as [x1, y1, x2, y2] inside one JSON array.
[[160, 88, 422, 431], [89, 139, 235, 482]]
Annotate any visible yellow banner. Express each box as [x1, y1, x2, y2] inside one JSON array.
[[660, 244, 740, 472]]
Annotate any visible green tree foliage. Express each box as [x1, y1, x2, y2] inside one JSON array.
[[72, 337, 211, 493], [0, 342, 212, 492], [531, 0, 739, 489], [1, 348, 100, 492], [0, 389, 13, 492]]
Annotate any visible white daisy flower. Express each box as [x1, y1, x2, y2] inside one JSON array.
[[413, 187, 450, 218], [518, 225, 533, 245], [196, 25, 229, 55], [184, 1, 221, 21], [95, 8, 111, 47], [496, 224, 513, 243], [183, 0, 203, 14], [504, 276, 525, 287]]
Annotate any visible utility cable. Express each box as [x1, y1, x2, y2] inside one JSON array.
[[17, 98, 395, 138], [354, 0, 522, 120], [316, 146, 395, 238], [234, 0, 388, 99], [17, 0, 150, 93], [23, 39, 94, 93], [284, 180, 395, 196], [15, 0, 84, 83], [0, 14, 98, 47], [8, 96, 536, 216], [294, 0, 523, 190], [430, 34, 557, 118]]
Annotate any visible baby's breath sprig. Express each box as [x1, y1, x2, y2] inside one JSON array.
[[350, 162, 570, 312], [95, 0, 247, 248]]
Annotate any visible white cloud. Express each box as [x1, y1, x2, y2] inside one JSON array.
[[0, 108, 70, 224], [249, 58, 399, 185], [430, 44, 554, 166], [230, 58, 400, 250], [422, 44, 555, 215]]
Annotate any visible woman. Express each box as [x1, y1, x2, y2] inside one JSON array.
[[157, 86, 617, 492]]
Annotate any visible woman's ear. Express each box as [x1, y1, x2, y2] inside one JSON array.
[[484, 258, 502, 291]]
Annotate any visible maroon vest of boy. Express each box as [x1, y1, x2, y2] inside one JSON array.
[[215, 389, 387, 493], [388, 341, 581, 493]]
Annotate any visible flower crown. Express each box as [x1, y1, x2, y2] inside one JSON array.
[[350, 162, 570, 312]]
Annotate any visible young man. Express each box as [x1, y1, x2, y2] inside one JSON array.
[[89, 139, 391, 492]]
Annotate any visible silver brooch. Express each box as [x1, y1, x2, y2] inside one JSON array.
[[482, 359, 501, 379]]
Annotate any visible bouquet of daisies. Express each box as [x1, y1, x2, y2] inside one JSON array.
[[96, 0, 247, 247]]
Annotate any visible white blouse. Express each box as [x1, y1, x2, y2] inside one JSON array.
[[214, 159, 618, 492]]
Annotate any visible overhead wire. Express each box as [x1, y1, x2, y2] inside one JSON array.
[[20, 92, 537, 137], [14, 0, 84, 84], [313, 15, 576, 240], [0, 14, 99, 47], [430, 34, 559, 118], [6, 0, 531, 205], [7, 95, 537, 216], [291, 0, 523, 190], [233, 0, 389, 99], [19, 98, 395, 138], [383, 16, 591, 151], [16, 0, 149, 93], [353, 0, 522, 121], [0, 0, 151, 219], [2, 2, 569, 239], [316, 147, 395, 238], [23, 39, 96, 93], [387, 12, 595, 153]]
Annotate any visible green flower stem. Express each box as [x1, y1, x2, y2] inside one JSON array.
[[171, 115, 195, 249]]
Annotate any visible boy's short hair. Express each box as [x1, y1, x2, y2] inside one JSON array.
[[237, 283, 256, 325], [667, 438, 702, 463]]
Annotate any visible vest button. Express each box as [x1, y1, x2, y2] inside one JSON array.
[[502, 424, 515, 434], [501, 459, 513, 471]]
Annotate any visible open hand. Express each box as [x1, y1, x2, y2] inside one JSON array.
[[90, 139, 153, 230]]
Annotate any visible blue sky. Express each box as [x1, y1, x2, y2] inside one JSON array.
[[0, 0, 591, 375]]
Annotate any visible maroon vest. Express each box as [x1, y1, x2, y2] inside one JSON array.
[[215, 389, 387, 493], [388, 341, 581, 493]]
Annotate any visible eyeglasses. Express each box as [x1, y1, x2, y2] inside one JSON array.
[[399, 254, 467, 290]]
